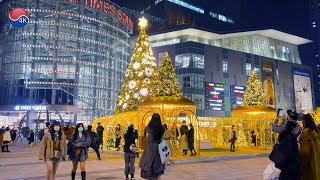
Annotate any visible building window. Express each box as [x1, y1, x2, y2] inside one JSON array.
[[254, 67, 260, 75], [175, 53, 204, 69], [245, 63, 251, 75], [222, 60, 228, 73], [183, 76, 191, 87]]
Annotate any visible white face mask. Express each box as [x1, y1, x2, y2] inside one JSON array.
[[53, 126, 60, 132], [78, 127, 84, 132]]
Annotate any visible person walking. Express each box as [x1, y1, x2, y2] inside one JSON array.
[[39, 121, 67, 180], [123, 124, 138, 180], [115, 124, 121, 151], [96, 122, 104, 149], [188, 123, 196, 156], [28, 130, 35, 147], [87, 125, 101, 160], [2, 127, 12, 152], [139, 113, 165, 180], [229, 125, 237, 152], [179, 120, 188, 155], [275, 121, 301, 180], [300, 114, 320, 180], [69, 123, 91, 180]]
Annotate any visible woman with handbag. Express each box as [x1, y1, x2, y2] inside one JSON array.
[[39, 121, 67, 180], [139, 113, 165, 180], [300, 114, 320, 180], [69, 123, 91, 180], [123, 124, 138, 180]]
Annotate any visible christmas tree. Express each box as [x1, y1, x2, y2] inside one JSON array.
[[115, 17, 159, 114], [158, 53, 182, 97], [243, 70, 267, 106]]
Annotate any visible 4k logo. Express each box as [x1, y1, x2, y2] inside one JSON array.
[[9, 8, 29, 28]]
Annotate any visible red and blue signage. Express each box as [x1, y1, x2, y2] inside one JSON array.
[[205, 82, 225, 111], [230, 85, 246, 108], [9, 8, 29, 28]]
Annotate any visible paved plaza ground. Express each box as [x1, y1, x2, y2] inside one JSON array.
[[0, 142, 270, 180]]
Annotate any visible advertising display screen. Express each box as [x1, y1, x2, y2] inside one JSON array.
[[292, 68, 313, 113], [262, 62, 275, 107], [205, 82, 225, 111], [230, 85, 245, 108]]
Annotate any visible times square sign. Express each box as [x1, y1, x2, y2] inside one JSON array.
[[69, 0, 133, 31]]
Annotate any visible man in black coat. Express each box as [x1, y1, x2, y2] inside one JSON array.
[[96, 123, 105, 149], [88, 125, 101, 160]]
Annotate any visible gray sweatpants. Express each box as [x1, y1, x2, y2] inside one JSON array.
[[124, 152, 136, 175]]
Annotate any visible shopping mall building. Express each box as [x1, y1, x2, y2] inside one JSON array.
[[0, 0, 132, 127], [148, 27, 315, 117]]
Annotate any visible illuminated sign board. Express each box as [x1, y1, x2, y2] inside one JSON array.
[[230, 85, 245, 108], [69, 0, 133, 31], [15, 105, 47, 111], [205, 82, 225, 111]]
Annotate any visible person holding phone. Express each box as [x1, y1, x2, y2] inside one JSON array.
[[273, 109, 301, 138]]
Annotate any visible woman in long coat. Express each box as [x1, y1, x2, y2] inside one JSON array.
[[300, 114, 320, 180], [139, 113, 165, 180]]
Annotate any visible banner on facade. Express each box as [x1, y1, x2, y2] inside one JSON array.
[[262, 62, 275, 107], [292, 68, 313, 113]]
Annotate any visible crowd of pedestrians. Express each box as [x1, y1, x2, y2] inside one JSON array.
[[269, 110, 320, 180]]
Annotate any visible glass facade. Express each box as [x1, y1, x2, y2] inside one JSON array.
[[155, 0, 204, 14], [151, 33, 302, 64], [175, 52, 205, 116], [0, 0, 131, 124]]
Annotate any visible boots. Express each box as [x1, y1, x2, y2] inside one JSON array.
[[71, 171, 76, 180], [81, 171, 86, 180], [5, 145, 9, 152]]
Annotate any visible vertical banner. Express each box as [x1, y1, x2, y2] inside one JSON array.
[[230, 85, 246, 108], [292, 68, 313, 113], [262, 62, 275, 107], [205, 82, 225, 111]]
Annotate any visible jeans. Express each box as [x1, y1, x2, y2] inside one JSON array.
[[124, 152, 136, 175]]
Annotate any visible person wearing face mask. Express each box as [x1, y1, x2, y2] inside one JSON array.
[[69, 123, 91, 180], [39, 121, 67, 180]]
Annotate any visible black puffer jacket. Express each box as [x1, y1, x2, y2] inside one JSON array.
[[123, 131, 137, 153]]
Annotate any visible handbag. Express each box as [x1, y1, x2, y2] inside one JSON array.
[[263, 162, 281, 180], [158, 139, 170, 164], [129, 144, 138, 154], [269, 143, 285, 166], [53, 150, 61, 159]]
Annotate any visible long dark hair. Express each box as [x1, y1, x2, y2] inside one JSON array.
[[73, 123, 87, 139], [125, 124, 134, 138], [50, 121, 62, 140], [303, 114, 319, 132], [148, 113, 164, 141]]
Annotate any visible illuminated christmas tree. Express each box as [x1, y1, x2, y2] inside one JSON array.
[[158, 53, 182, 97], [243, 70, 267, 106], [115, 17, 159, 113]]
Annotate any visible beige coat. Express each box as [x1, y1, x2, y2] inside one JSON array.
[[3, 131, 12, 142], [39, 132, 67, 160]]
